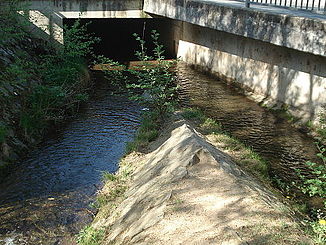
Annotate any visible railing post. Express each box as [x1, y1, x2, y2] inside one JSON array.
[[245, 0, 250, 7]]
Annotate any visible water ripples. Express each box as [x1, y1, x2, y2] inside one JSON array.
[[177, 63, 318, 180], [0, 81, 141, 244]]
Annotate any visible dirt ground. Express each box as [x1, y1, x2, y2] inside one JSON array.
[[92, 117, 314, 245]]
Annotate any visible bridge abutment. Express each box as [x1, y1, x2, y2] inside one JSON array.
[[145, 0, 326, 122]]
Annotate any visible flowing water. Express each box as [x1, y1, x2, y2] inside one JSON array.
[[0, 79, 142, 244], [177, 63, 319, 183], [0, 63, 321, 244]]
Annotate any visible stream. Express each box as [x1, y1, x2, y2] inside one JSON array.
[[0, 78, 142, 244], [0, 63, 320, 244], [177, 63, 318, 186]]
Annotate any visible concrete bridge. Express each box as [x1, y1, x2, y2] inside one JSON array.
[[24, 0, 326, 122]]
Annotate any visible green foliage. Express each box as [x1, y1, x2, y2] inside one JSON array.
[[128, 30, 177, 117], [20, 85, 67, 133], [0, 3, 98, 139], [0, 122, 7, 143], [19, 20, 98, 136], [102, 171, 117, 182], [297, 144, 326, 208], [317, 108, 326, 142], [126, 111, 160, 153], [62, 20, 100, 59], [98, 30, 177, 152], [0, 0, 29, 45], [310, 220, 326, 244], [77, 226, 104, 245], [294, 143, 326, 243], [94, 55, 127, 90], [92, 182, 127, 209], [181, 108, 270, 181], [5, 58, 34, 83], [127, 30, 178, 116], [181, 108, 206, 123], [182, 108, 222, 134], [200, 118, 222, 134]]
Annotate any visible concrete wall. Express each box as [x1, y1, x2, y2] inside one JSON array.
[[144, 0, 326, 57], [144, 0, 326, 122], [174, 21, 326, 121], [23, 0, 146, 44]]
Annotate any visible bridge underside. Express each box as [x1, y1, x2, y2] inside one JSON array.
[[25, 0, 147, 44]]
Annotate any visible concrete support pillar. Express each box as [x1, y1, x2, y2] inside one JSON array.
[[21, 9, 64, 46]]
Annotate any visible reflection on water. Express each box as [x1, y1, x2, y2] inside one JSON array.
[[0, 81, 141, 244], [177, 63, 318, 181]]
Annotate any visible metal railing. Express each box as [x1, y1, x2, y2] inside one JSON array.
[[245, 0, 326, 13]]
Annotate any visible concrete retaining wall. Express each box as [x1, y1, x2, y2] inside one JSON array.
[[144, 0, 326, 57], [144, 0, 326, 121], [24, 0, 146, 44], [174, 21, 326, 121]]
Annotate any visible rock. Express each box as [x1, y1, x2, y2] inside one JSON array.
[[97, 123, 312, 244]]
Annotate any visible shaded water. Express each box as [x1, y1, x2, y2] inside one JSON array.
[[177, 63, 318, 183], [0, 80, 142, 244]]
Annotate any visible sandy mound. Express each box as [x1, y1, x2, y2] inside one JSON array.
[[97, 123, 312, 244]]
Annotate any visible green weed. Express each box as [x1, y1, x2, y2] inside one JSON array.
[[296, 144, 326, 209], [200, 118, 222, 134], [181, 108, 270, 183], [310, 220, 326, 244], [181, 108, 206, 123], [77, 225, 104, 245], [17, 20, 97, 137], [0, 123, 8, 143], [126, 111, 160, 153], [318, 107, 326, 142], [102, 171, 117, 182]]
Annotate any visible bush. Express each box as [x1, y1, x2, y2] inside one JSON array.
[[127, 30, 178, 116], [20, 20, 99, 136], [0, 123, 7, 143], [100, 30, 178, 117], [297, 144, 326, 209], [0, 0, 29, 45]]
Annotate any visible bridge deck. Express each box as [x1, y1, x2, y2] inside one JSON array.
[[203, 0, 326, 21]]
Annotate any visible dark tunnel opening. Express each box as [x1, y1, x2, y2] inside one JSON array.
[[64, 18, 176, 62]]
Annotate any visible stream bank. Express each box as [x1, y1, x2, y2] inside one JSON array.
[[83, 113, 314, 245], [0, 17, 95, 181], [0, 79, 142, 244], [79, 62, 326, 244]]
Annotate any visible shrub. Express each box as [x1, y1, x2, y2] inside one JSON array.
[[0, 123, 7, 143], [20, 20, 99, 136], [127, 30, 178, 117]]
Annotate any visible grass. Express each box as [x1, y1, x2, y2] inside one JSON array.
[[79, 153, 143, 244], [77, 226, 105, 245], [182, 107, 206, 122], [102, 172, 117, 182], [309, 220, 326, 244], [181, 107, 326, 243], [316, 110, 326, 143], [90, 155, 139, 211], [0, 123, 7, 143], [91, 169, 130, 209], [181, 108, 270, 182], [125, 111, 160, 153]]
